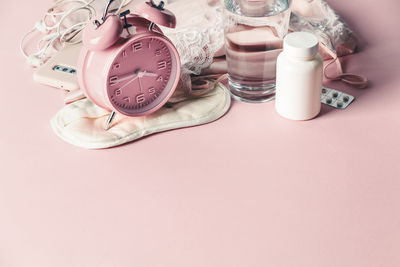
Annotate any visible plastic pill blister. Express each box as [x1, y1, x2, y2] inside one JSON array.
[[321, 87, 355, 109]]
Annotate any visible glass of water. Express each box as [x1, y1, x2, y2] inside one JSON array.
[[224, 0, 291, 103]]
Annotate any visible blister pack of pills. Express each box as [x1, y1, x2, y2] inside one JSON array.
[[321, 87, 355, 109]]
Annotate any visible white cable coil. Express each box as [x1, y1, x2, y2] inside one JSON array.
[[20, 0, 132, 67]]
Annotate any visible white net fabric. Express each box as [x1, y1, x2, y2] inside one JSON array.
[[289, 0, 358, 57], [160, 0, 358, 95], [51, 0, 358, 96], [160, 1, 225, 96]]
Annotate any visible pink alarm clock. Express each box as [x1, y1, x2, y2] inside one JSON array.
[[77, 0, 181, 129]]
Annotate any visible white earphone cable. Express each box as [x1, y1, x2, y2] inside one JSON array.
[[20, 0, 134, 67]]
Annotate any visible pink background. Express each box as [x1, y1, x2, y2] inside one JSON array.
[[1, 0, 400, 266]]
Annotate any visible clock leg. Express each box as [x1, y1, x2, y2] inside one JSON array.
[[105, 111, 116, 131], [149, 22, 155, 31]]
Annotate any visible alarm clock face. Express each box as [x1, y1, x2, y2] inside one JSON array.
[[106, 35, 179, 116]]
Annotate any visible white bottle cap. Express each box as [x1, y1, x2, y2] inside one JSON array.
[[283, 32, 319, 58]]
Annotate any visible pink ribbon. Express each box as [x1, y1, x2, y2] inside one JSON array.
[[320, 42, 368, 88]]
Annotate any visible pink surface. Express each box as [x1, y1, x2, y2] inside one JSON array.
[[1, 1, 400, 266]]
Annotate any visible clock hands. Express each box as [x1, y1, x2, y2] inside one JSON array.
[[113, 70, 159, 96], [138, 75, 144, 93], [105, 70, 158, 131], [114, 70, 158, 89], [105, 70, 140, 131], [118, 71, 139, 91], [114, 72, 138, 84], [137, 71, 158, 93], [138, 71, 158, 78]]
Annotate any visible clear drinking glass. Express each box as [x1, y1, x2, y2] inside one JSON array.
[[224, 0, 291, 103]]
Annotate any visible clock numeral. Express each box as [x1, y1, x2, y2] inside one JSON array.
[[136, 93, 145, 104], [109, 76, 118, 86], [113, 63, 120, 70], [132, 42, 142, 52], [149, 87, 155, 95], [114, 89, 121, 96], [155, 49, 162, 56], [157, 60, 167, 70], [122, 50, 127, 58], [157, 76, 163, 82], [123, 97, 131, 103]]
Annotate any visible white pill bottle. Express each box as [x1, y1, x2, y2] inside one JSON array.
[[275, 32, 323, 120]]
